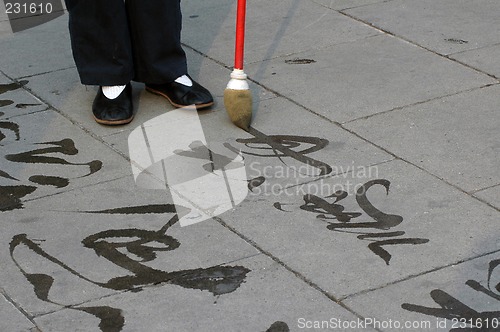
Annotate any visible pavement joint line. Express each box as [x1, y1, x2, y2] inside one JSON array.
[[217, 252, 263, 266], [0, 287, 42, 330], [16, 66, 77, 80], [339, 125, 500, 214], [337, 9, 500, 82], [340, 247, 500, 302], [470, 183, 500, 195], [211, 215, 381, 330], [447, 41, 500, 57], [182, 42, 232, 71], [312, 0, 395, 12], [31, 289, 129, 320], [341, 82, 500, 125], [1, 106, 51, 121], [443, 55, 500, 81], [241, 33, 383, 66], [19, 174, 132, 208], [309, 33, 382, 54]]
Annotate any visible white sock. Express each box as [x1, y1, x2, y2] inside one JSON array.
[[102, 85, 126, 99], [174, 75, 193, 87]]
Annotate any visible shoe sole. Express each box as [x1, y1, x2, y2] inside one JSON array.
[[145, 86, 214, 109], [93, 114, 134, 126]]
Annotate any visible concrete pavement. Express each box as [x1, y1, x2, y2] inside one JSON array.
[[1, 0, 499, 331]]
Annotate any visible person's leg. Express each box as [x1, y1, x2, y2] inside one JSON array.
[[65, 0, 134, 85], [65, 0, 134, 125], [125, 0, 186, 84], [126, 0, 213, 109]]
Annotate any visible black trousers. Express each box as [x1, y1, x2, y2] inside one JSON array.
[[65, 0, 187, 86]]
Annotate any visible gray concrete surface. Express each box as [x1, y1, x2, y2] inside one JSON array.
[[1, 0, 499, 331]]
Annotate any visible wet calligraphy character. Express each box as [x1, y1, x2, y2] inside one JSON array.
[[225, 127, 332, 177], [10, 210, 250, 332], [1, 139, 102, 211], [0, 111, 20, 144], [0, 80, 28, 109], [274, 179, 429, 264], [174, 140, 243, 173], [300, 190, 362, 222], [402, 259, 500, 331]]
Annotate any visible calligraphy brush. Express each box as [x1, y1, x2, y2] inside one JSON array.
[[224, 0, 253, 130]]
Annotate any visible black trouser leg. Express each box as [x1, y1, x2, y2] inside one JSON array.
[[126, 0, 187, 84], [65, 0, 134, 85], [65, 0, 187, 85]]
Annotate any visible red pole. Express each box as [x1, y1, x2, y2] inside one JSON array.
[[234, 0, 247, 70]]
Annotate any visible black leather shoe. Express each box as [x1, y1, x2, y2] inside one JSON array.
[[92, 83, 134, 125], [145, 76, 214, 109]]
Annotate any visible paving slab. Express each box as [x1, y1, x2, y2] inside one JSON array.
[[345, 84, 500, 193], [0, 108, 131, 206], [182, 0, 380, 66], [344, 251, 500, 331], [474, 184, 500, 210], [219, 159, 500, 299], [0, 292, 37, 332], [450, 44, 500, 79], [33, 255, 373, 332], [244, 34, 495, 123], [0, 15, 74, 79], [344, 0, 500, 56], [313, 0, 390, 10]]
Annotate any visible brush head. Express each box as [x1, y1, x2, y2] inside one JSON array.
[[224, 88, 253, 130]]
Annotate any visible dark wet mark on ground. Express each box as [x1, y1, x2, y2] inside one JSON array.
[[76, 307, 124, 332], [82, 204, 186, 215], [29, 175, 69, 188], [0, 169, 18, 181], [0, 81, 28, 110], [0, 120, 20, 142], [266, 321, 290, 332], [0, 80, 28, 94], [16, 103, 42, 108], [0, 100, 14, 107], [0, 185, 37, 211], [248, 176, 266, 192], [445, 38, 469, 44], [285, 58, 316, 65], [402, 258, 500, 330], [226, 127, 332, 176]]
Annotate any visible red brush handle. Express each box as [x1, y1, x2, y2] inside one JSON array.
[[234, 0, 247, 70]]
